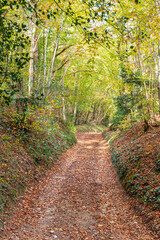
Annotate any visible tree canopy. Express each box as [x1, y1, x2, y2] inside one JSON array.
[[0, 0, 160, 128]]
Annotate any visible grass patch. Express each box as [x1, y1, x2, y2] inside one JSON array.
[[76, 123, 106, 132]]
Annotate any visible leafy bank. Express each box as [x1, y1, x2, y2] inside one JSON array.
[[0, 109, 76, 226], [103, 124, 160, 236]]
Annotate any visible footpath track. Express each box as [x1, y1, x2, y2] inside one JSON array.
[[1, 133, 158, 240]]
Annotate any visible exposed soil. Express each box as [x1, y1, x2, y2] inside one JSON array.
[[0, 133, 159, 239]]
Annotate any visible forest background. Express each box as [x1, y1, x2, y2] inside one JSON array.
[[0, 0, 159, 129]]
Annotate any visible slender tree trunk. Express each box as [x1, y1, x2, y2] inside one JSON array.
[[62, 67, 68, 121], [151, 42, 158, 79], [99, 106, 111, 123], [28, 21, 42, 96], [85, 111, 90, 124], [158, 41, 160, 113], [97, 101, 103, 123], [73, 102, 77, 125], [47, 16, 64, 96], [29, 21, 36, 96], [43, 28, 48, 97], [33, 30, 38, 89], [72, 75, 78, 125], [137, 40, 150, 115], [150, 42, 158, 117], [92, 103, 97, 121], [154, 0, 160, 113]]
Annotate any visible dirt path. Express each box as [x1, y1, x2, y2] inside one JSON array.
[[1, 133, 158, 240]]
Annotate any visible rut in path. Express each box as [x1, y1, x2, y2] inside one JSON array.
[[1, 133, 158, 240]]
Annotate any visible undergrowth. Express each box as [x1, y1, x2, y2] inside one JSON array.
[[0, 108, 76, 226], [103, 124, 160, 235], [76, 123, 106, 132]]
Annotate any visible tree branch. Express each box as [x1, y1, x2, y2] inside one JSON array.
[[53, 59, 69, 74], [56, 45, 73, 57]]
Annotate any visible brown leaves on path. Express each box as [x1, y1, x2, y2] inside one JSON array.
[[0, 133, 159, 239]]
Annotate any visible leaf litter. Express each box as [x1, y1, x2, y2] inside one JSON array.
[[0, 133, 159, 239]]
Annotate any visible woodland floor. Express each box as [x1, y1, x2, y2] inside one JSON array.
[[0, 133, 159, 240]]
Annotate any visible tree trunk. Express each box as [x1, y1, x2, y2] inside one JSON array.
[[43, 28, 48, 97], [62, 66, 68, 121], [154, 0, 160, 113], [158, 41, 160, 113], [28, 20, 42, 96], [85, 111, 90, 124], [47, 16, 64, 96], [73, 102, 77, 125], [29, 21, 36, 96], [33, 29, 38, 89]]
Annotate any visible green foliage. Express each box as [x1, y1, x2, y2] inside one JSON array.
[[0, 109, 76, 224], [111, 66, 146, 129], [109, 126, 160, 210], [59, 119, 77, 133], [0, 0, 159, 129], [155, 157, 160, 172], [76, 123, 106, 132], [112, 93, 132, 127], [21, 111, 77, 165], [102, 129, 120, 144], [0, 0, 35, 105], [120, 67, 142, 86], [111, 151, 128, 179]]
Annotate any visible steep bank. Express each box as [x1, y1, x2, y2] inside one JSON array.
[[0, 112, 76, 226], [103, 124, 160, 236]]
